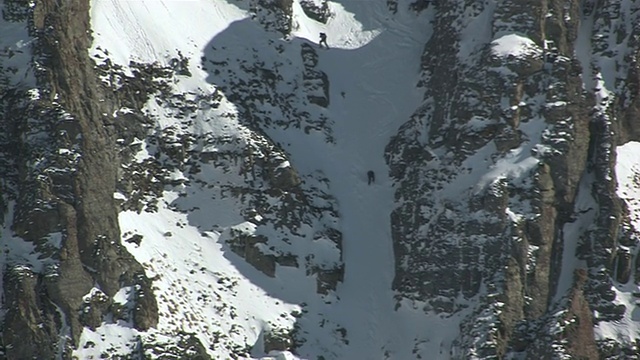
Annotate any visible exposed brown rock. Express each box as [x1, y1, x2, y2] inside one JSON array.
[[565, 269, 599, 360], [44, 202, 94, 342], [385, 0, 634, 357], [2, 0, 158, 354], [3, 266, 58, 360]]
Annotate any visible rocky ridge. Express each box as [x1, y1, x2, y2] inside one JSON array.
[[386, 0, 640, 358], [1, 0, 158, 358]]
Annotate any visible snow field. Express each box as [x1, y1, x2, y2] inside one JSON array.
[[84, 0, 640, 358], [86, 0, 445, 358]]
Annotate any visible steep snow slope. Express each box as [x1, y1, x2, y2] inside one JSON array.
[[605, 140, 640, 347], [286, 4, 451, 360], [0, 8, 34, 87], [87, 2, 307, 359], [82, 0, 640, 358], [86, 0, 441, 358]]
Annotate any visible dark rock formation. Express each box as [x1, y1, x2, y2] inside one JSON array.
[[2, 0, 640, 357], [3, 266, 59, 359], [228, 233, 278, 277], [301, 43, 330, 108], [520, 269, 599, 359], [1, 0, 158, 356], [386, 0, 640, 357], [144, 332, 211, 360], [251, 0, 294, 35], [263, 327, 294, 353], [300, 0, 331, 23]]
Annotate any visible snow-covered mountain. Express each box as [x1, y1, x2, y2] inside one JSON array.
[[1, 0, 639, 359]]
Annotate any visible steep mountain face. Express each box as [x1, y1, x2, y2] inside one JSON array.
[[0, 0, 639, 359], [387, 0, 640, 358], [1, 0, 157, 358]]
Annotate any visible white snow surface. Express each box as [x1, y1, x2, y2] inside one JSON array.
[[490, 34, 541, 59], [553, 173, 596, 305], [85, 0, 448, 359], [597, 141, 640, 343]]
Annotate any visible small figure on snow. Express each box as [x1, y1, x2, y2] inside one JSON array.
[[319, 32, 329, 49], [367, 170, 375, 185]]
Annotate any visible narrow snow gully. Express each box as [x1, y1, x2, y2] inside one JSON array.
[[195, 1, 437, 357], [92, 0, 438, 356], [290, 3, 435, 358]]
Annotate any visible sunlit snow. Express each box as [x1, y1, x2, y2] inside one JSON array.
[[491, 34, 541, 59], [84, 0, 442, 358]]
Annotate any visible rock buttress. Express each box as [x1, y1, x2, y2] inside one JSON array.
[[1, 0, 158, 356], [385, 0, 640, 357]]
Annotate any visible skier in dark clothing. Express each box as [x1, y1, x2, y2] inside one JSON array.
[[319, 32, 328, 49], [367, 170, 375, 185]]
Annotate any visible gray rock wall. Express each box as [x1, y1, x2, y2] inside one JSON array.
[[1, 0, 158, 357], [386, 0, 640, 358]]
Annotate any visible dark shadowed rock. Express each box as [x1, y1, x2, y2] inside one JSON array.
[[385, 0, 623, 357], [252, 0, 294, 34], [300, 0, 330, 23], [272, 166, 302, 190], [3, 266, 58, 360], [301, 44, 330, 107], [144, 332, 211, 359], [264, 327, 294, 353], [228, 233, 277, 277], [2, 0, 158, 354]]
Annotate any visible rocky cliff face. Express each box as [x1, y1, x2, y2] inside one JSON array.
[[1, 0, 343, 357], [386, 0, 640, 358], [1, 0, 157, 358]]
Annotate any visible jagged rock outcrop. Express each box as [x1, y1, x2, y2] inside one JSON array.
[[143, 332, 211, 359], [203, 36, 334, 142], [301, 43, 330, 108], [300, 0, 331, 23], [527, 269, 599, 359], [76, 0, 344, 351], [251, 0, 294, 34], [2, 266, 60, 359], [0, 0, 158, 357], [386, 0, 640, 358]]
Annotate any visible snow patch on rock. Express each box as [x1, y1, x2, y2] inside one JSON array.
[[491, 34, 541, 59]]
